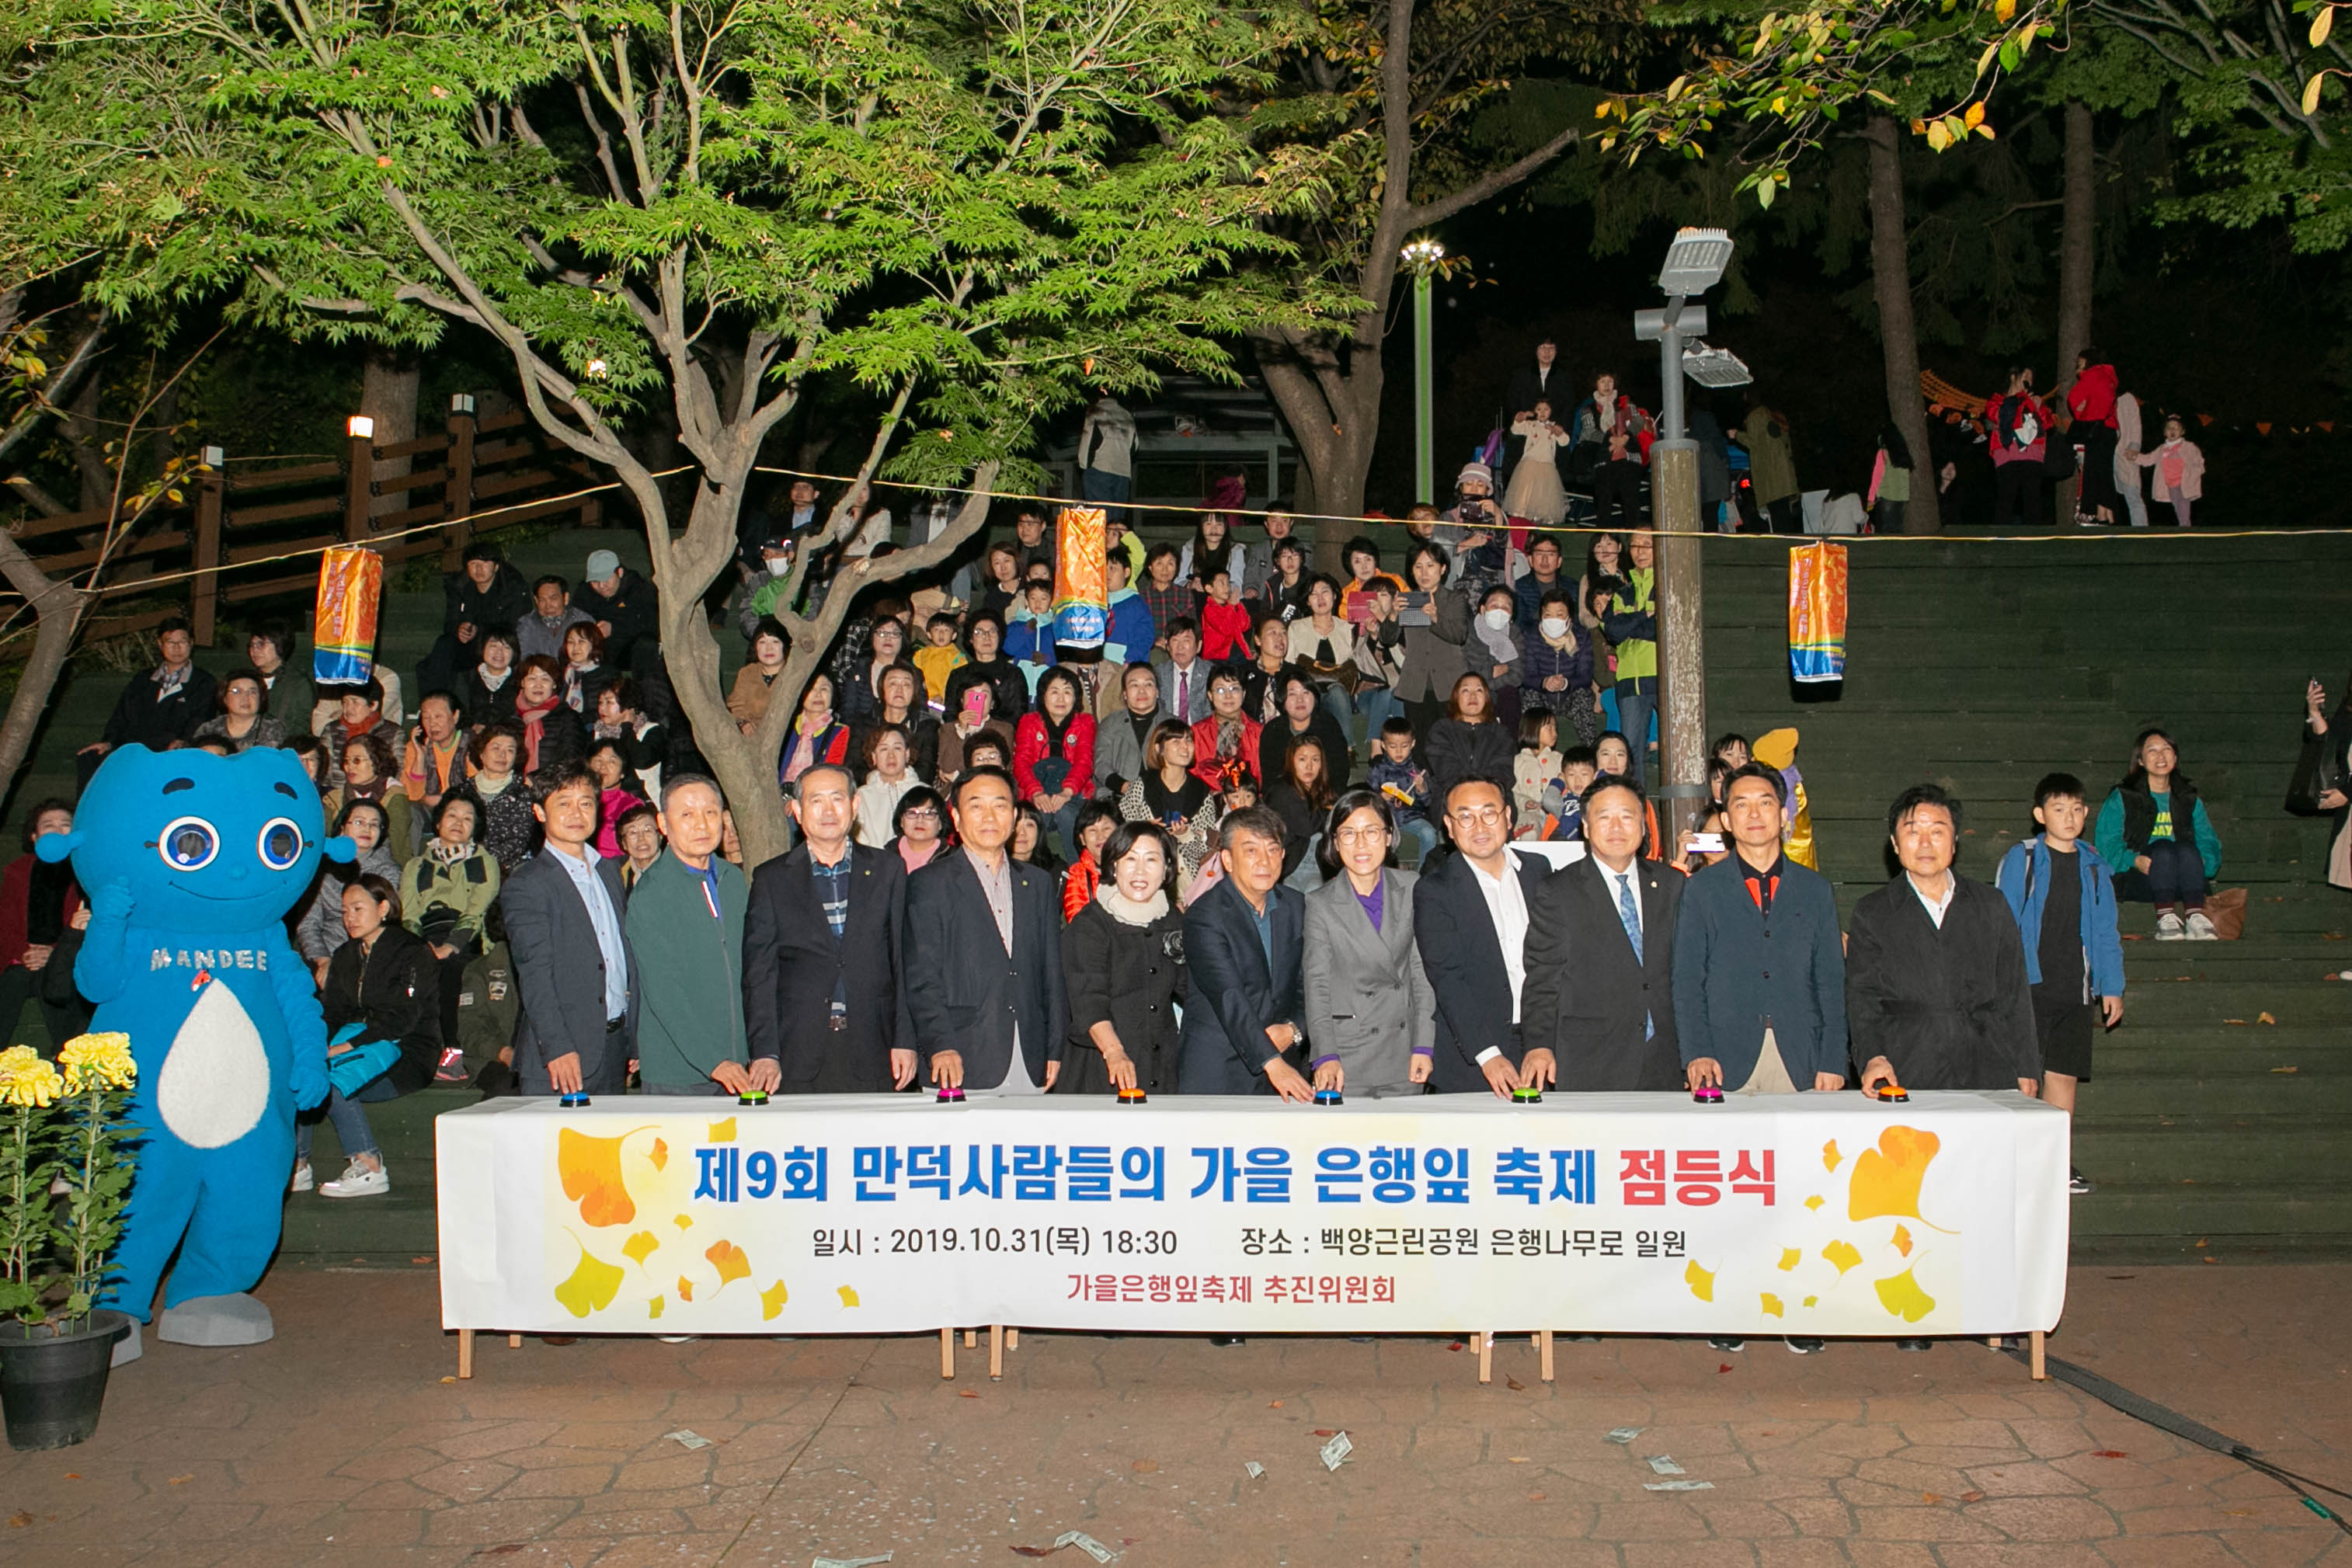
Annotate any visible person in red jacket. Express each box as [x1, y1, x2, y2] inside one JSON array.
[[2065, 350, 2121, 527], [1014, 667, 1098, 858], [1190, 666, 1264, 793], [1985, 367, 2051, 529]]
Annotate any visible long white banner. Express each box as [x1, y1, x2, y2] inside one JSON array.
[[437, 1092, 2068, 1338]]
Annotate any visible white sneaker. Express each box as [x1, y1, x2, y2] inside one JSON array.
[[321, 1157, 389, 1198], [2155, 911, 2187, 940], [289, 1160, 313, 1194], [2185, 911, 2218, 940]]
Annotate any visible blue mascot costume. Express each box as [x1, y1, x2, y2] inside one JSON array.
[[37, 743, 349, 1361]]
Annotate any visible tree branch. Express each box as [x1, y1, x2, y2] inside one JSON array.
[[1404, 122, 1583, 230]]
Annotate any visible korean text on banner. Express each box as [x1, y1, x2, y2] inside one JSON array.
[[437, 1093, 2068, 1339], [1787, 541, 1849, 685], [1053, 506, 1108, 650], [313, 546, 384, 687]]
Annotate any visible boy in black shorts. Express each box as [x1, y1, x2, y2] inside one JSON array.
[[1995, 773, 2126, 1194]]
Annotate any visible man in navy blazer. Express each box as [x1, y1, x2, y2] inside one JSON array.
[[899, 769, 1066, 1093], [1519, 777, 1685, 1091], [1413, 778, 1549, 1096], [500, 764, 640, 1096], [1174, 807, 1313, 1098], [1672, 764, 1849, 1093], [743, 763, 910, 1093]]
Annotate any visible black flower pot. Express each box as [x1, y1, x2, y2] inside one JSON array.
[[0, 1310, 131, 1451]]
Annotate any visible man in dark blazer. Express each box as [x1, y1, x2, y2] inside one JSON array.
[[1674, 765, 1849, 1094], [1849, 783, 2040, 1094], [743, 763, 910, 1093], [500, 763, 639, 1095], [1414, 778, 1549, 1097], [1520, 777, 1684, 1092], [899, 768, 1066, 1093], [1174, 807, 1313, 1098]]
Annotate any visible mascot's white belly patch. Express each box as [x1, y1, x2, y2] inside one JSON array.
[[155, 981, 271, 1149]]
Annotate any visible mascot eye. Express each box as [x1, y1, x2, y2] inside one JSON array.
[[158, 815, 219, 871], [257, 817, 304, 871]]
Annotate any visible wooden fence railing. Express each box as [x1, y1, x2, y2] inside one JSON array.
[[5, 398, 606, 645]]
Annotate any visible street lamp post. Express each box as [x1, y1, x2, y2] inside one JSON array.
[[1632, 227, 1746, 842], [1401, 238, 1447, 506]]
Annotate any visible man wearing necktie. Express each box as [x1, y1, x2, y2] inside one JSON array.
[[1671, 765, 1849, 1097], [1520, 778, 1686, 1092]]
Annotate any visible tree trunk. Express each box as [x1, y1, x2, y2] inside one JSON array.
[[360, 349, 420, 520], [66, 376, 110, 513], [0, 534, 90, 816], [2055, 99, 2095, 387], [1863, 113, 1940, 534], [1253, 326, 1383, 562]]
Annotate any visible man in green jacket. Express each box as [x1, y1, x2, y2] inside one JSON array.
[[624, 774, 753, 1094]]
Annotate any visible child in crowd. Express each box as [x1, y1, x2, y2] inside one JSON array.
[[913, 613, 967, 711], [1101, 552, 1156, 666], [1750, 728, 1819, 870], [1367, 715, 1439, 864], [1005, 579, 1059, 697], [2131, 414, 2205, 527], [1512, 708, 1561, 839], [1199, 566, 1255, 664], [1543, 745, 1599, 842], [1998, 773, 2125, 1195]]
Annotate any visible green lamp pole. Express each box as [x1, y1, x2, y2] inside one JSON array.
[[1401, 238, 1446, 505]]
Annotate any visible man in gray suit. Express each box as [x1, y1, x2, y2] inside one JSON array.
[[500, 763, 639, 1095], [1152, 621, 1213, 728], [1095, 662, 1166, 795], [1302, 787, 1435, 1097]]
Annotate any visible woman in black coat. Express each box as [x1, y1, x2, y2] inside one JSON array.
[[294, 873, 440, 1198], [944, 612, 1032, 723], [1423, 673, 1515, 809], [1058, 822, 1187, 1095], [1258, 671, 1353, 795]]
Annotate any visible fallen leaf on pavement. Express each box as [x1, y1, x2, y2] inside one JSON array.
[[1922, 1492, 1942, 1504], [2259, 1011, 2277, 1024], [2092, 1450, 2128, 1458], [1313, 1429, 1338, 1437], [1506, 1377, 1526, 1390], [168, 1475, 193, 1486], [2223, 1018, 2248, 1025], [7, 1512, 30, 1529], [440, 1375, 457, 1384], [1528, 1491, 1546, 1500], [1717, 1364, 1734, 1374], [412, 1255, 433, 1265], [1508, 1456, 1529, 1464], [1961, 1490, 1984, 1502], [2274, 1066, 2299, 1073], [1268, 1399, 1282, 1408], [959, 1390, 979, 1399], [1130, 1459, 1158, 1474]]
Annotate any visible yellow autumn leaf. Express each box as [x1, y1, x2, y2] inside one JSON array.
[[837, 1285, 859, 1309], [1822, 1239, 1863, 1276], [1804, 1194, 1825, 1212], [2308, 73, 2327, 116], [1926, 120, 1951, 151], [1777, 1248, 1803, 1272], [553, 1241, 625, 1319], [1822, 1139, 1843, 1172], [705, 1239, 752, 1290], [1685, 1260, 1714, 1302], [1995, 0, 2016, 20], [763, 1280, 791, 1319], [707, 1117, 737, 1143], [678, 1275, 694, 1302], [1849, 1126, 1943, 1223], [649, 1295, 666, 1319], [2313, 5, 2333, 47], [1760, 1293, 1783, 1318], [1964, 101, 1985, 128], [621, 1230, 660, 1267], [1892, 1225, 1914, 1257], [649, 1137, 668, 1171], [558, 1128, 638, 1228], [1874, 1267, 1937, 1323]]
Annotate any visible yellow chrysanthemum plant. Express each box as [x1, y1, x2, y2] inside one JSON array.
[[0, 1036, 137, 1330]]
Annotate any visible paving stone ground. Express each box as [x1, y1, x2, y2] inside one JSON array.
[[2, 1263, 2347, 1567]]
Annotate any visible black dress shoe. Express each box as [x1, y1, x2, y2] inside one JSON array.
[[1209, 1333, 1247, 1347]]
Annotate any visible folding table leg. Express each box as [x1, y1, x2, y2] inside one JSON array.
[[965, 1330, 977, 1349], [941, 1327, 955, 1380], [1477, 1331, 1492, 1385], [2030, 1330, 2047, 1381], [507, 1333, 523, 1349], [1538, 1330, 1554, 1383], [1007, 1328, 1020, 1350], [458, 1329, 475, 1380], [990, 1323, 1005, 1380]]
